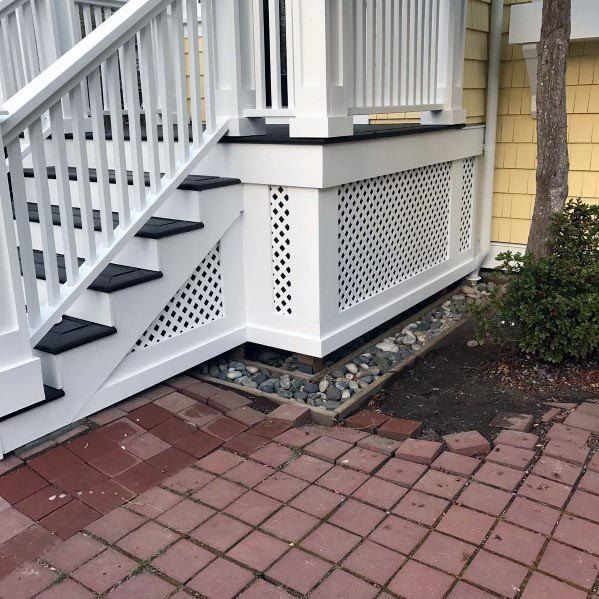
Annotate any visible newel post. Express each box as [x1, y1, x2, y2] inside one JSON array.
[[288, 0, 354, 138], [0, 124, 45, 422], [213, 0, 266, 136], [421, 0, 468, 125]]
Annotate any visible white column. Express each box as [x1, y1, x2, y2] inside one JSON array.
[[0, 126, 46, 422], [421, 0, 468, 125], [213, 0, 266, 136], [288, 0, 354, 138]]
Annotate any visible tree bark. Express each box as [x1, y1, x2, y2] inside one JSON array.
[[527, 0, 571, 258]]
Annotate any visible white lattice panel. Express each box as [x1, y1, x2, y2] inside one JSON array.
[[133, 245, 225, 350], [338, 162, 452, 311], [270, 186, 293, 315], [459, 157, 475, 253]]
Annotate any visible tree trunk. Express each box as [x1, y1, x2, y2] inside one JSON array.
[[527, 0, 571, 258]]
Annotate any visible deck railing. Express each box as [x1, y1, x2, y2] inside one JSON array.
[[0, 0, 65, 102], [214, 0, 467, 136], [0, 0, 223, 345], [352, 0, 443, 114]]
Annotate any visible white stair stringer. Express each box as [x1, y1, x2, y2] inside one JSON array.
[[0, 188, 243, 454], [90, 215, 246, 413]]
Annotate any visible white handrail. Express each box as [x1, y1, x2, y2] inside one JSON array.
[[0, 0, 225, 345]]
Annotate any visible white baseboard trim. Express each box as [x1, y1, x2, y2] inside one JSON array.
[[483, 242, 526, 269]]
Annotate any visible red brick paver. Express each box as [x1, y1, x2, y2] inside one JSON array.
[[1, 383, 599, 599]]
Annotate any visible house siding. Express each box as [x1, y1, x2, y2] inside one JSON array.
[[493, 0, 599, 244]]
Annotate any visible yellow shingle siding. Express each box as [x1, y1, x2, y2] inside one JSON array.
[[370, 0, 491, 125], [493, 1, 599, 244]]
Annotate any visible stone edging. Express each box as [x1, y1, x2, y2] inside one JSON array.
[[193, 286, 479, 425]]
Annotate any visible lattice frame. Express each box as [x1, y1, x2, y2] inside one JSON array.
[[270, 186, 293, 315], [338, 162, 452, 312], [459, 157, 476, 253], [133, 244, 225, 350]]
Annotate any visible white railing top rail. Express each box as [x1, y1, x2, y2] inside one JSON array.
[[0, 0, 164, 142]]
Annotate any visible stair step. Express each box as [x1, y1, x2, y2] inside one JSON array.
[[35, 315, 117, 355], [22, 166, 240, 193], [30, 249, 163, 293], [44, 385, 65, 401], [25, 202, 205, 239], [0, 385, 65, 423]]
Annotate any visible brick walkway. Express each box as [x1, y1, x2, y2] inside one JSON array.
[[0, 377, 598, 598]]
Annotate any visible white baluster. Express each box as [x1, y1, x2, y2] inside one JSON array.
[[88, 66, 114, 244], [171, 0, 190, 163], [7, 141, 40, 326], [122, 38, 145, 211], [139, 23, 161, 193], [284, 0, 295, 108], [29, 118, 60, 306], [252, 0, 266, 110], [69, 84, 97, 262], [268, 0, 282, 109], [155, 10, 175, 177], [185, 0, 203, 147], [106, 52, 130, 225], [201, 0, 216, 134], [49, 101, 79, 284]]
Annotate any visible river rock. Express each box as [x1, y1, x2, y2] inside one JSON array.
[[326, 387, 342, 401], [376, 341, 399, 353]]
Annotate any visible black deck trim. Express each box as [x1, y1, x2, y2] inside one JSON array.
[[25, 202, 205, 240], [220, 123, 466, 146], [21, 166, 240, 193], [29, 249, 163, 292], [0, 386, 65, 423], [35, 315, 117, 355]]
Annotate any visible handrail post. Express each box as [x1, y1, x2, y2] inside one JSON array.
[[213, 0, 266, 136], [0, 122, 46, 419], [421, 0, 467, 125], [288, 0, 354, 138]]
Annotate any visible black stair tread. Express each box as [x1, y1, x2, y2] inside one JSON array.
[[30, 249, 163, 292], [44, 385, 65, 401], [25, 202, 205, 239], [0, 386, 64, 423], [35, 315, 117, 355], [22, 166, 240, 193]]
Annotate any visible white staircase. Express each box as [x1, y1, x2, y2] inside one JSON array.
[[0, 0, 244, 453]]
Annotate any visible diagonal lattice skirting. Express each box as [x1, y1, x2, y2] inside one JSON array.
[[132, 244, 225, 351]]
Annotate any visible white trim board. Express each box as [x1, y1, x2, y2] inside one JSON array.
[[509, 0, 599, 45], [482, 242, 526, 269]]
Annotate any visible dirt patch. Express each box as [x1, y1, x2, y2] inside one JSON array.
[[367, 319, 599, 439]]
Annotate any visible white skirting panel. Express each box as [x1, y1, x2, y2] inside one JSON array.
[[240, 127, 485, 357]]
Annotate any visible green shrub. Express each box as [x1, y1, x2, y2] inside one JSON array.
[[477, 199, 599, 363]]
